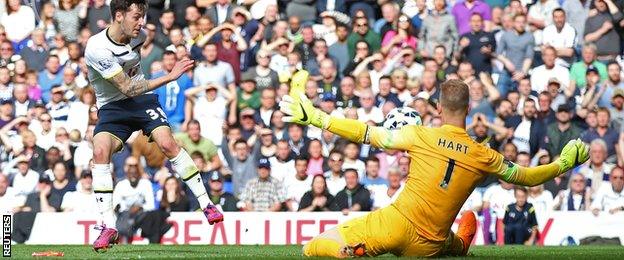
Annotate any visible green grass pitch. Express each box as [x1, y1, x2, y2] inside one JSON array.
[[9, 245, 623, 258]]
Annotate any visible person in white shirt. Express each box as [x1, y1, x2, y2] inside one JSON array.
[[483, 180, 516, 241], [283, 156, 313, 211], [0, 174, 23, 213], [591, 166, 624, 216], [356, 89, 384, 124], [527, 184, 554, 225], [268, 140, 295, 184], [324, 150, 346, 196], [31, 113, 56, 150], [527, 0, 560, 47], [341, 142, 366, 179], [112, 157, 155, 213], [530, 46, 570, 93], [62, 171, 98, 212], [577, 139, 614, 194], [4, 155, 39, 199], [372, 167, 404, 209], [184, 83, 233, 146], [541, 8, 576, 67], [554, 173, 591, 211]]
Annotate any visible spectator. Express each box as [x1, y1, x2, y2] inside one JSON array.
[[193, 43, 237, 98], [347, 17, 381, 59], [239, 157, 285, 211], [357, 89, 384, 124], [86, 0, 111, 34], [330, 168, 372, 214], [32, 113, 56, 150], [503, 186, 538, 245], [579, 139, 615, 193], [495, 14, 534, 97], [569, 44, 607, 89], [140, 23, 165, 78], [19, 29, 49, 72], [483, 179, 515, 243], [553, 173, 591, 211], [372, 167, 403, 210], [561, 0, 590, 46], [342, 142, 366, 178], [506, 99, 546, 156], [1, 0, 36, 47], [4, 155, 38, 198], [299, 174, 334, 212], [159, 176, 191, 212], [50, 161, 76, 198], [362, 156, 388, 192], [591, 166, 624, 216], [583, 0, 620, 63], [19, 130, 48, 174], [381, 15, 418, 58], [153, 51, 193, 131], [287, 123, 310, 157], [452, 0, 492, 36], [245, 50, 280, 90], [468, 76, 500, 120], [12, 175, 61, 243], [284, 156, 313, 211], [598, 62, 624, 109], [222, 139, 261, 197], [184, 84, 233, 146], [457, 13, 497, 74], [113, 157, 155, 213], [419, 0, 458, 58], [324, 150, 346, 196], [46, 86, 70, 128], [329, 24, 350, 75], [527, 0, 559, 51], [237, 74, 261, 110], [38, 55, 63, 103], [0, 174, 22, 213], [527, 184, 554, 223], [61, 171, 97, 212], [545, 104, 582, 157], [530, 46, 570, 93], [206, 171, 238, 211], [268, 140, 295, 184], [54, 0, 88, 42], [541, 8, 576, 67], [581, 108, 619, 161], [205, 0, 236, 25], [37, 2, 58, 44]]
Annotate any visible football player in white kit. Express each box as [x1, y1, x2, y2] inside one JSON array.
[[84, 0, 223, 251]]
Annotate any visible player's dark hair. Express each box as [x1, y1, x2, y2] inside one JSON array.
[[110, 0, 147, 18], [440, 80, 470, 114]]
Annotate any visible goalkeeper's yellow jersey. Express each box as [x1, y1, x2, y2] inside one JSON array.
[[367, 124, 511, 242]]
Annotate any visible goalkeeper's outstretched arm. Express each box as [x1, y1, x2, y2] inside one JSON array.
[[279, 93, 416, 151], [492, 139, 590, 186]]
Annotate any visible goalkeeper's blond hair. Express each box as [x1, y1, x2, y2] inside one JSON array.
[[440, 80, 470, 115]]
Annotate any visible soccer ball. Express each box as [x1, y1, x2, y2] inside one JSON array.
[[383, 107, 422, 130]]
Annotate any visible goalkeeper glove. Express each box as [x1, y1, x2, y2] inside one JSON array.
[[279, 93, 329, 129], [289, 70, 310, 100], [556, 139, 590, 173]]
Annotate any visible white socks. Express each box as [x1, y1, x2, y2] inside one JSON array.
[[170, 149, 212, 209], [92, 164, 116, 228]]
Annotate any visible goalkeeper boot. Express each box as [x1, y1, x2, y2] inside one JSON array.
[[457, 211, 477, 256], [204, 204, 224, 225], [93, 224, 119, 252], [339, 243, 366, 257]]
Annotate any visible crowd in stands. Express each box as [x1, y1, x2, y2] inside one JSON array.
[[1, 0, 624, 245]]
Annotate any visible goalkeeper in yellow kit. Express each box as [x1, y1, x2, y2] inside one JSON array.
[[280, 71, 590, 257]]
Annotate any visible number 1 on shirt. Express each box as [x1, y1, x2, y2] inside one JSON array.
[[440, 159, 455, 189]]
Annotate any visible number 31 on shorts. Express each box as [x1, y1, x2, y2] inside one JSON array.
[[146, 108, 168, 123]]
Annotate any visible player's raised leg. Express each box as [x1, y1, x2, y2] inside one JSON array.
[[150, 126, 223, 224], [91, 132, 123, 252]]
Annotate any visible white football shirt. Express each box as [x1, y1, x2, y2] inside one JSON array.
[[84, 28, 148, 108]]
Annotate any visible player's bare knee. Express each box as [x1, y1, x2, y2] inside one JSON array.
[[92, 145, 111, 164], [159, 139, 180, 158]]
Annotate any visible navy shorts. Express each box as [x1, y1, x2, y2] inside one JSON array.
[[94, 94, 170, 143]]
